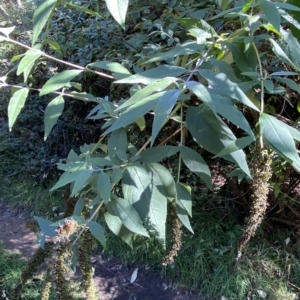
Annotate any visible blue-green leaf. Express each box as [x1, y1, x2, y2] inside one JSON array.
[[198, 70, 260, 112], [103, 92, 164, 135], [71, 169, 92, 196], [97, 171, 111, 203], [115, 65, 187, 85], [32, 0, 57, 45], [186, 81, 216, 114], [8, 88, 29, 131], [109, 196, 149, 237], [44, 95, 64, 140], [88, 221, 106, 248], [180, 146, 212, 189], [40, 70, 83, 96], [152, 89, 180, 146], [104, 213, 133, 248], [34, 217, 57, 237], [176, 182, 192, 217], [176, 200, 193, 233], [139, 146, 179, 163], [186, 106, 251, 178], [258, 0, 281, 32], [260, 113, 300, 172]]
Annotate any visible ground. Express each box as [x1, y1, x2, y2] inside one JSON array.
[[0, 203, 196, 300]]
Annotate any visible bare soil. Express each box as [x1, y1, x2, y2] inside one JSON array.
[[0, 204, 197, 300]]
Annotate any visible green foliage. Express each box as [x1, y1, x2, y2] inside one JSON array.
[[2, 1, 300, 297]]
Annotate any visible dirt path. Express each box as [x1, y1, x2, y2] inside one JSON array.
[[0, 204, 196, 300]]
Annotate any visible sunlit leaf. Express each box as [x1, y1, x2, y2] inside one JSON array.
[[40, 70, 82, 96], [44, 95, 64, 140], [105, 0, 128, 29], [32, 0, 57, 45], [8, 88, 29, 131]]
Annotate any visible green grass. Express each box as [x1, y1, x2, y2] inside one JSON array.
[[102, 207, 300, 300]]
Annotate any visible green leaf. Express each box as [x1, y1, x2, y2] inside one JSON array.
[[186, 81, 216, 114], [110, 196, 149, 237], [176, 182, 192, 217], [65, 2, 101, 16], [32, 0, 57, 45], [176, 200, 193, 233], [73, 197, 85, 216], [40, 70, 83, 96], [104, 213, 133, 248], [34, 217, 57, 237], [97, 171, 111, 203], [50, 171, 81, 191], [139, 146, 179, 163], [8, 88, 29, 131], [71, 169, 92, 196], [280, 30, 300, 70], [269, 37, 300, 71], [180, 146, 212, 189], [213, 137, 254, 158], [88, 61, 130, 74], [198, 70, 260, 112], [211, 94, 254, 138], [111, 168, 123, 184], [122, 163, 169, 243], [88, 221, 106, 248], [260, 113, 300, 172], [151, 89, 180, 146], [17, 50, 42, 81], [145, 41, 205, 63], [107, 128, 128, 165], [103, 92, 163, 135], [115, 65, 187, 85], [258, 0, 281, 32], [105, 0, 128, 29], [147, 163, 177, 201], [44, 95, 64, 140], [186, 106, 251, 178], [115, 77, 176, 112]]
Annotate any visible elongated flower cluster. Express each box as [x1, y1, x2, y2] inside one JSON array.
[[237, 148, 273, 259]]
